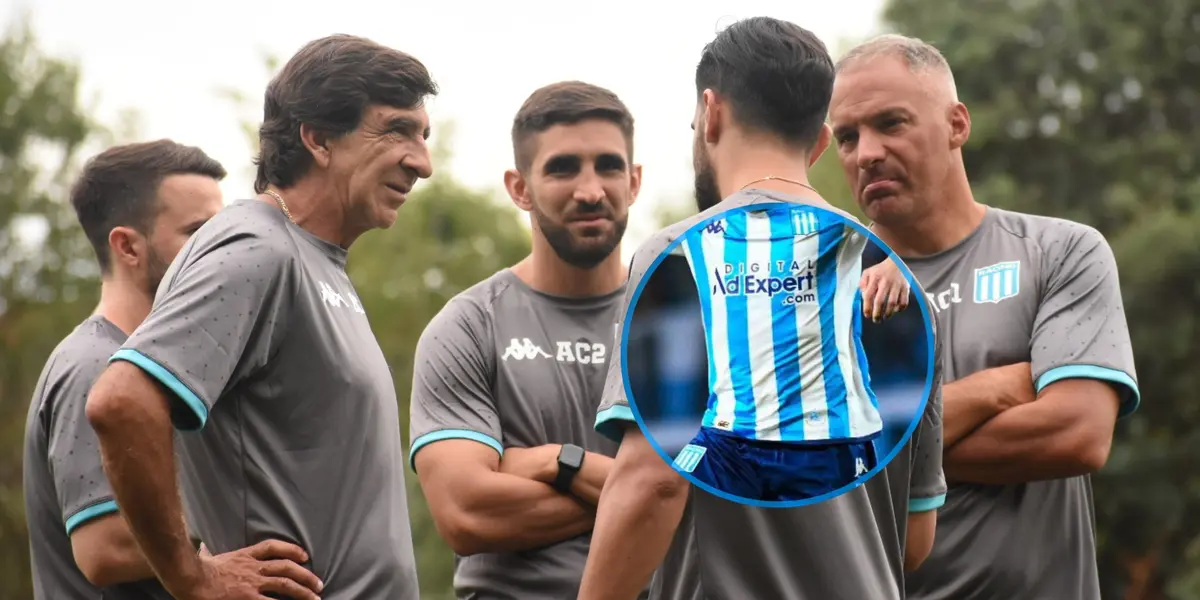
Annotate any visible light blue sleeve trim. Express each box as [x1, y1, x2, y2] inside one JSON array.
[[409, 429, 503, 473], [594, 405, 635, 443], [64, 500, 119, 534], [1036, 364, 1141, 418], [908, 494, 946, 513], [109, 348, 209, 431]]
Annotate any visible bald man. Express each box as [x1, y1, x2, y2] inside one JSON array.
[[828, 34, 1139, 600]]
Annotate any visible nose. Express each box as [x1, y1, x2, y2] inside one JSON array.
[[855, 130, 887, 171], [402, 141, 434, 180], [573, 169, 606, 205]]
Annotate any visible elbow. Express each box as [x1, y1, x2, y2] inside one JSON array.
[[625, 454, 689, 503], [1072, 432, 1113, 474], [433, 507, 492, 557], [75, 548, 133, 588], [903, 512, 937, 572], [85, 376, 130, 435]]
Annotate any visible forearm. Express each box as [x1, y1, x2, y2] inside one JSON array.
[[943, 366, 1031, 448], [578, 430, 688, 600], [88, 388, 199, 592], [944, 400, 1095, 484], [450, 473, 594, 555], [567, 452, 614, 507]]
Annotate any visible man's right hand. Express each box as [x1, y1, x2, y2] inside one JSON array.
[[175, 539, 324, 600]]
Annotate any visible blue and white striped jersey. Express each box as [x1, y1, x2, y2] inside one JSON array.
[[678, 203, 883, 444]]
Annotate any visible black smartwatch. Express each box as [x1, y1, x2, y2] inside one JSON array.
[[553, 444, 586, 494]]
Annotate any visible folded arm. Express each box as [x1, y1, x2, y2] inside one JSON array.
[[414, 440, 595, 556], [499, 444, 614, 507], [942, 362, 1035, 448], [945, 377, 1121, 484]]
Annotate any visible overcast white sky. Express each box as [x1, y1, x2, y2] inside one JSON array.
[[6, 0, 887, 250]]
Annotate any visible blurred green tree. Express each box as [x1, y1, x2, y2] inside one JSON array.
[[0, 14, 112, 598], [879, 1, 1200, 597]]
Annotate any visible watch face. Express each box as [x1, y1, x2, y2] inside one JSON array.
[[561, 444, 585, 468]]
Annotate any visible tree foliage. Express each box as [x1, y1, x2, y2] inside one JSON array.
[[881, 1, 1200, 597]]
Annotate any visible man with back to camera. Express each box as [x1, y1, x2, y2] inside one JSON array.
[[83, 34, 438, 600], [578, 17, 947, 600], [409, 80, 649, 600], [22, 139, 225, 600], [829, 34, 1139, 600]]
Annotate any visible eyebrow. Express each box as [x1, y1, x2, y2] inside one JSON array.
[[833, 107, 913, 137], [181, 217, 211, 232], [386, 116, 431, 140], [541, 152, 627, 173]]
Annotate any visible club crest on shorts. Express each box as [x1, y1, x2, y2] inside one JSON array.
[[973, 261, 1021, 304], [674, 444, 707, 473]]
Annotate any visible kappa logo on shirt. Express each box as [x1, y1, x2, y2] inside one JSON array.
[[704, 220, 726, 235], [501, 338, 609, 364], [317, 281, 365, 314]]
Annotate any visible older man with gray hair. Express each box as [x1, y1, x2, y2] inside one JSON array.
[[829, 33, 1140, 600]]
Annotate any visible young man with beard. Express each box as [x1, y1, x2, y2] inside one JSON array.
[[23, 139, 225, 600], [410, 81, 645, 600], [84, 35, 437, 600], [579, 18, 946, 600], [830, 35, 1139, 600]]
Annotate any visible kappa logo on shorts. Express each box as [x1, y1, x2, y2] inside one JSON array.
[[855, 457, 869, 476], [973, 261, 1021, 304], [674, 444, 707, 473]]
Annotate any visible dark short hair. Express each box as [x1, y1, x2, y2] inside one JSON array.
[[695, 17, 834, 150], [70, 139, 226, 274], [254, 34, 438, 193], [511, 81, 635, 173]]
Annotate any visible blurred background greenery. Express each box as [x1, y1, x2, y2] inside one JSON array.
[[1, 0, 1198, 598]]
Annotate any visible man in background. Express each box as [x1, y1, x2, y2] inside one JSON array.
[[23, 139, 225, 599], [829, 34, 1140, 600], [579, 17, 946, 600], [84, 34, 437, 600], [410, 81, 646, 600]]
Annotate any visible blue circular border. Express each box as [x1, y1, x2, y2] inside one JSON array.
[[619, 202, 937, 509]]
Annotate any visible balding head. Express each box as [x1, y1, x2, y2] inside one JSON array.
[[838, 34, 959, 104]]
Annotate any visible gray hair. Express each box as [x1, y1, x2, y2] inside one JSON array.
[[837, 34, 958, 99]]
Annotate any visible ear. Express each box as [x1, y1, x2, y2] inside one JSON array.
[[628, 163, 644, 208], [107, 226, 146, 271], [504, 168, 533, 213], [808, 123, 833, 168], [701, 89, 722, 145], [299, 123, 332, 169], [948, 102, 971, 150]]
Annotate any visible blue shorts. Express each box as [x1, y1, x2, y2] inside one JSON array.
[[674, 426, 878, 502]]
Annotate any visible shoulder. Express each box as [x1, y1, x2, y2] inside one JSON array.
[[990, 207, 1110, 257], [185, 200, 299, 266], [36, 320, 124, 410], [419, 270, 513, 343]]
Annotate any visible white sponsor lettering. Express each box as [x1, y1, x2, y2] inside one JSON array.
[[318, 281, 365, 314], [924, 282, 963, 314]]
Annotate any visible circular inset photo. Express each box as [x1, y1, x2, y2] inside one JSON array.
[[621, 202, 935, 508]]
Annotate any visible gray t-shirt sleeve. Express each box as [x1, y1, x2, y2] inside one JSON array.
[[46, 355, 121, 534], [1030, 224, 1139, 417], [595, 229, 682, 442], [110, 224, 295, 432], [408, 297, 502, 471], [908, 309, 946, 512]]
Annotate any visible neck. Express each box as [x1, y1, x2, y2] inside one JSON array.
[[264, 179, 360, 249], [715, 143, 826, 204], [511, 236, 626, 298], [95, 276, 152, 336], [871, 168, 986, 257]]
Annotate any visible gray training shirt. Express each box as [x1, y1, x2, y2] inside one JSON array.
[[23, 315, 173, 600], [111, 199, 419, 600], [595, 189, 947, 600], [903, 207, 1139, 600], [409, 269, 629, 600]]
